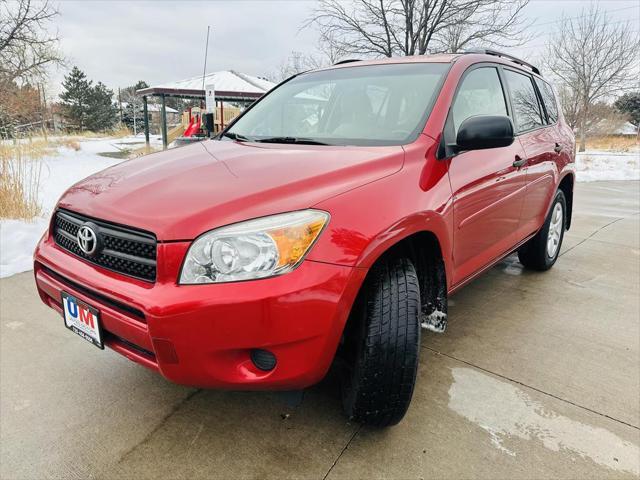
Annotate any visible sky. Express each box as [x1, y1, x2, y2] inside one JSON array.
[[46, 0, 640, 97]]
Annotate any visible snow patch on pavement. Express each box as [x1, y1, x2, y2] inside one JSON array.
[[4, 321, 25, 330], [448, 367, 640, 475], [0, 218, 50, 278], [499, 256, 524, 276], [576, 151, 639, 182]]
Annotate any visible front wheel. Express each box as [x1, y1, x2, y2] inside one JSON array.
[[340, 256, 421, 427], [518, 190, 567, 271]]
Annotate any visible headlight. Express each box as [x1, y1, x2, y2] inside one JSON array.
[[179, 209, 329, 284]]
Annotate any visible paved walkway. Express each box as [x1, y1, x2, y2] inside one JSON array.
[[1, 181, 638, 479]]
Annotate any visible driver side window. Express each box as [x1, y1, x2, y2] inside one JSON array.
[[452, 67, 508, 134]]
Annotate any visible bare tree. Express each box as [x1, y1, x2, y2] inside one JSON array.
[[429, 1, 532, 53], [271, 38, 347, 82], [545, 5, 640, 151], [557, 84, 581, 130], [274, 51, 323, 81], [0, 0, 62, 137], [305, 0, 531, 58], [0, 0, 62, 84], [317, 30, 347, 64]]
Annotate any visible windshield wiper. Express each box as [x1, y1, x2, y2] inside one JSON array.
[[221, 131, 252, 142], [255, 136, 330, 146]]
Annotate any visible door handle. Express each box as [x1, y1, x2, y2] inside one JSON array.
[[554, 143, 563, 153], [513, 155, 527, 168]]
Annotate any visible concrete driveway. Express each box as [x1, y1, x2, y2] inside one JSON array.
[[1, 181, 639, 480]]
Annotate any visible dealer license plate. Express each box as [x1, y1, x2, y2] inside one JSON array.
[[61, 292, 104, 349]]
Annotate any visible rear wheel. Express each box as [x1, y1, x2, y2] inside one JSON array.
[[518, 190, 567, 271], [340, 256, 421, 427]]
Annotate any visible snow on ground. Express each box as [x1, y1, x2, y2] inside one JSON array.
[[576, 150, 639, 182], [1, 218, 50, 279], [0, 134, 162, 278], [0, 142, 638, 279]]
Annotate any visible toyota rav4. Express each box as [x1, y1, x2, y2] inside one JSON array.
[[34, 50, 575, 426]]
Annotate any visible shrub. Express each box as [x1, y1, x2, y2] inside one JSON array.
[[0, 141, 45, 219]]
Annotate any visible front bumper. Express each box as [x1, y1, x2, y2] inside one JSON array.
[[34, 233, 366, 389]]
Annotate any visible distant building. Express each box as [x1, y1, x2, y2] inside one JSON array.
[[144, 104, 180, 133], [614, 121, 639, 136], [592, 119, 639, 137]]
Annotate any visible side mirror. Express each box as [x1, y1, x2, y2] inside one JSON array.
[[455, 115, 514, 151]]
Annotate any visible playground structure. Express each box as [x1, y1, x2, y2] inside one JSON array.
[[172, 105, 243, 146], [183, 108, 202, 137], [136, 70, 274, 149]]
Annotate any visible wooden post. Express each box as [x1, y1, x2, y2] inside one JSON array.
[[160, 94, 168, 150], [161, 94, 168, 150], [220, 100, 224, 131], [143, 95, 150, 148]]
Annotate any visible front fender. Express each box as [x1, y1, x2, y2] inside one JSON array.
[[307, 144, 454, 289]]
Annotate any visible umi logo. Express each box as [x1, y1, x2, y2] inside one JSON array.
[[65, 297, 95, 329]]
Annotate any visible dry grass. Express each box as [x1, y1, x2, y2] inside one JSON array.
[[586, 135, 639, 152], [0, 140, 49, 220], [110, 125, 132, 138], [72, 125, 131, 139], [56, 138, 81, 151], [0, 129, 133, 219]]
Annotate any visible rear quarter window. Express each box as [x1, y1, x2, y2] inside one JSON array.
[[535, 78, 559, 124]]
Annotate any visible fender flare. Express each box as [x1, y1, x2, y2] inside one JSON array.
[[353, 210, 453, 289]]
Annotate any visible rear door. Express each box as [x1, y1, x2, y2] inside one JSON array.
[[523, 77, 568, 235], [447, 65, 528, 285], [502, 69, 557, 238]]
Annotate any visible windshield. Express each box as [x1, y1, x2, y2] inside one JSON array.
[[225, 63, 449, 146]]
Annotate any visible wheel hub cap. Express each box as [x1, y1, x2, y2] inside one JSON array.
[[547, 203, 563, 258]]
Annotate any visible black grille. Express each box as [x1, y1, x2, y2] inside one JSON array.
[[39, 263, 146, 321], [54, 210, 157, 282]]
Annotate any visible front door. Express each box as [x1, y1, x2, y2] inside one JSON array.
[[446, 65, 528, 284]]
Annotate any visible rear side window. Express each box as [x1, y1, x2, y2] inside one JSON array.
[[452, 67, 507, 134], [535, 78, 559, 124], [504, 69, 544, 133]]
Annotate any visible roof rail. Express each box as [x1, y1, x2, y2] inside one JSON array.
[[333, 59, 362, 65], [464, 48, 541, 76]]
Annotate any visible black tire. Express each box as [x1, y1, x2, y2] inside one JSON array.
[[518, 190, 567, 271], [341, 256, 421, 427]]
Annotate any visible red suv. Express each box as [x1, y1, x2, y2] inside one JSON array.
[[34, 50, 575, 426]]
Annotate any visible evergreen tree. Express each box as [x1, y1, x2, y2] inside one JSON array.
[[614, 92, 640, 127], [59, 66, 92, 130], [60, 67, 118, 132], [86, 82, 118, 132]]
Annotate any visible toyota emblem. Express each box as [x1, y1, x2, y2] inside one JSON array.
[[77, 224, 99, 256]]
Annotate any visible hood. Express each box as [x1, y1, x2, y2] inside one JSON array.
[[58, 139, 404, 240]]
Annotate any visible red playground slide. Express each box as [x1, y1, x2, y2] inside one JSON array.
[[183, 115, 201, 136]]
